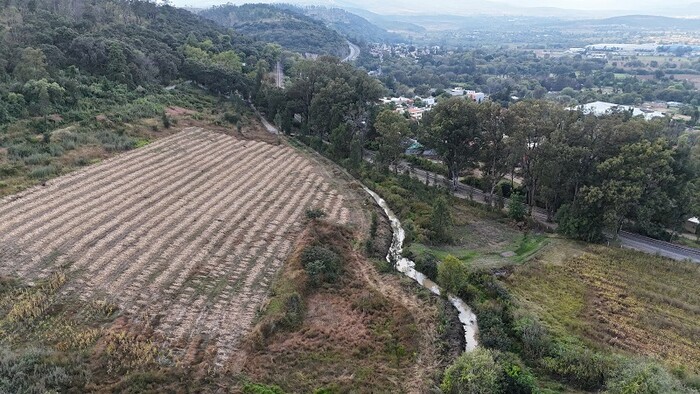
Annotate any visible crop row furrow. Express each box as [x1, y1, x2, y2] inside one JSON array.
[[13, 134, 244, 277], [80, 140, 272, 296], [0, 129, 203, 231], [20, 134, 244, 259], [161, 165, 320, 353], [114, 146, 298, 302], [0, 129, 199, 217], [149, 156, 312, 337]]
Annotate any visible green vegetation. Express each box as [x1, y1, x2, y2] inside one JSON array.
[[200, 4, 348, 57], [299, 6, 403, 44], [366, 45, 700, 109], [301, 245, 343, 286]]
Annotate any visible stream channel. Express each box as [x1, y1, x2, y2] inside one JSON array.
[[364, 187, 478, 351]]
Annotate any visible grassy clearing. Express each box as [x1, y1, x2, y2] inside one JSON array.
[[407, 196, 548, 271]]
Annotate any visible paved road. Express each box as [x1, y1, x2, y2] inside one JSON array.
[[618, 231, 700, 262], [275, 61, 284, 89], [342, 41, 360, 62], [388, 157, 700, 263]]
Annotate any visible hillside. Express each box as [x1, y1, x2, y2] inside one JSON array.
[[0, 0, 274, 196], [296, 6, 404, 44], [569, 15, 700, 30], [199, 4, 349, 57]]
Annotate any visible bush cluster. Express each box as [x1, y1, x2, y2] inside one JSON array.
[[300, 246, 342, 286]]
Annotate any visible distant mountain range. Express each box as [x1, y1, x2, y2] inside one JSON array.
[[182, 0, 700, 19]]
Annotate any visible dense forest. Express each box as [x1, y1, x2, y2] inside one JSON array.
[[199, 4, 349, 58]]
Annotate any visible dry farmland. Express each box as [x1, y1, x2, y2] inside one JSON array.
[[0, 127, 360, 366]]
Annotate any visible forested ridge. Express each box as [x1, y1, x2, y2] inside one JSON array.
[[288, 5, 404, 45], [199, 4, 349, 58]]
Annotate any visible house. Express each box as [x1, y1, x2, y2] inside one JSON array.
[[450, 87, 465, 96], [466, 90, 485, 103], [419, 96, 436, 106], [405, 139, 424, 155], [575, 101, 665, 121], [408, 107, 426, 120], [685, 217, 699, 234]]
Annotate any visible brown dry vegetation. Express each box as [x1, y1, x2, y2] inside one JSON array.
[[0, 127, 362, 368], [509, 242, 700, 373], [242, 219, 458, 393]]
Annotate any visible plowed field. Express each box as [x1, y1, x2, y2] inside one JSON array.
[[0, 127, 357, 365]]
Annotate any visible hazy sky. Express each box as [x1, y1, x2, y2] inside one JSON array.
[[174, 0, 693, 13], [510, 0, 687, 9]]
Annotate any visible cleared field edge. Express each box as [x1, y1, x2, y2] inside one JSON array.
[[0, 127, 361, 365]]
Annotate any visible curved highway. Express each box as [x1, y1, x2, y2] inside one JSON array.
[[342, 41, 360, 62]]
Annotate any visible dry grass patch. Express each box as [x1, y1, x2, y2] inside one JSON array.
[[242, 220, 453, 393], [509, 243, 700, 372]]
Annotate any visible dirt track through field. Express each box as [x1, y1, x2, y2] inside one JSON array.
[[0, 127, 357, 364]]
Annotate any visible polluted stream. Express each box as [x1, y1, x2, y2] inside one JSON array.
[[364, 187, 478, 351]]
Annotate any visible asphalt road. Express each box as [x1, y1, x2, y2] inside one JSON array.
[[342, 41, 360, 62], [275, 61, 284, 89]]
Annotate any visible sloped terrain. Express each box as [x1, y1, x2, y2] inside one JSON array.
[[0, 127, 359, 366]]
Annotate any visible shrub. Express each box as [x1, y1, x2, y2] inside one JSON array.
[[301, 246, 341, 286], [473, 300, 516, 352], [23, 153, 52, 166], [413, 252, 438, 282], [0, 163, 19, 177], [542, 344, 618, 391], [223, 112, 240, 124], [429, 196, 452, 243], [606, 359, 687, 394], [96, 130, 136, 152], [0, 348, 88, 393], [305, 208, 327, 220], [437, 255, 470, 296], [556, 202, 605, 243], [508, 193, 527, 222], [515, 315, 552, 361], [370, 212, 379, 237], [496, 352, 536, 394], [29, 165, 59, 179], [441, 348, 502, 394], [161, 111, 171, 128]]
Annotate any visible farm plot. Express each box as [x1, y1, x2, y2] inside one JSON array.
[[0, 127, 358, 365]]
